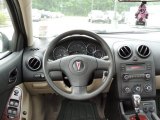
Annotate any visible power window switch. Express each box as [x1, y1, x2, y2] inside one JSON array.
[[9, 101, 14, 106], [14, 102, 19, 107], [12, 110, 17, 115], [7, 109, 12, 114]]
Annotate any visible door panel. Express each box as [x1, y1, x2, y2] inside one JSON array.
[[0, 51, 23, 119], [0, 89, 13, 120]]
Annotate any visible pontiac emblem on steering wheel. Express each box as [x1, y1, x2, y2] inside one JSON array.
[[76, 61, 81, 71], [73, 60, 84, 71]]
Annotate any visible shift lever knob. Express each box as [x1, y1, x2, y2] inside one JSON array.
[[132, 94, 141, 113]]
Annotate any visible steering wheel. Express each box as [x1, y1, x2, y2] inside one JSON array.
[[43, 30, 114, 100]]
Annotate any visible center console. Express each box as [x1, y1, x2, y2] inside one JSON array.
[[120, 100, 157, 120], [119, 61, 156, 99], [113, 42, 158, 120]]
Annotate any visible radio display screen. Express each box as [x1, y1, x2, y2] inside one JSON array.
[[126, 64, 146, 71]]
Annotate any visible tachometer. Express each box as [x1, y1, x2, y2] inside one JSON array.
[[68, 41, 87, 55], [53, 46, 68, 59]]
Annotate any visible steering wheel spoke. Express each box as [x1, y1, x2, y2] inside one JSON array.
[[47, 59, 61, 71], [71, 86, 87, 95], [96, 58, 111, 70]]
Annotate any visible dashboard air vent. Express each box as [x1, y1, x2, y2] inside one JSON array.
[[118, 46, 132, 59], [27, 56, 41, 71], [137, 45, 150, 58]]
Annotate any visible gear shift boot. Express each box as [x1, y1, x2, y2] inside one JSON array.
[[129, 115, 148, 120]]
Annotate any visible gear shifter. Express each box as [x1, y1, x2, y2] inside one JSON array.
[[132, 94, 141, 113], [132, 94, 141, 120]]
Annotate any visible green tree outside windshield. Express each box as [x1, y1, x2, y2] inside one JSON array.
[[32, 0, 160, 15]]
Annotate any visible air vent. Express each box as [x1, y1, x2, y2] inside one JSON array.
[[118, 46, 132, 59], [137, 45, 150, 58], [27, 56, 41, 71]]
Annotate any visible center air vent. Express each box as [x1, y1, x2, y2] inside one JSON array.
[[27, 56, 41, 71], [137, 45, 150, 58], [118, 46, 132, 59]]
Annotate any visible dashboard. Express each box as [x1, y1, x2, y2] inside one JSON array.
[[22, 31, 160, 99]]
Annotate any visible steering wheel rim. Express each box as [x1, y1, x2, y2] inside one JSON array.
[[43, 30, 114, 100]]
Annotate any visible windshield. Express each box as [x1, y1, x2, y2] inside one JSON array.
[[32, 0, 160, 38]]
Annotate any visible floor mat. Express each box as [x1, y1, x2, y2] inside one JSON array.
[[57, 100, 100, 120]]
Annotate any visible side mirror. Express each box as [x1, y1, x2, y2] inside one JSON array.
[[0, 32, 9, 53]]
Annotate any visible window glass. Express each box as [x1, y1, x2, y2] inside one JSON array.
[[32, 0, 160, 38], [0, 0, 14, 52]]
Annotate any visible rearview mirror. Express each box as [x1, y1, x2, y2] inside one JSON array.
[[0, 32, 9, 53], [119, 0, 160, 2]]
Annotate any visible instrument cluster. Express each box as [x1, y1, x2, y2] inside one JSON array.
[[53, 41, 106, 60]]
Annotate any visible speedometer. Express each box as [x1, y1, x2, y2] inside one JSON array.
[[53, 46, 68, 59], [87, 44, 96, 54], [68, 41, 87, 55]]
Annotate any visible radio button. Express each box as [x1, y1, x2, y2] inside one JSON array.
[[149, 106, 155, 112], [143, 106, 148, 113], [145, 74, 151, 79], [133, 56, 138, 61], [121, 65, 125, 68], [147, 67, 151, 70]]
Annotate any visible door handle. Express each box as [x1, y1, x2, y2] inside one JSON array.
[[9, 68, 18, 84]]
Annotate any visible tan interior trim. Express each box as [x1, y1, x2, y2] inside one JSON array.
[[18, 84, 32, 120], [156, 76, 160, 89], [23, 75, 160, 95], [18, 0, 33, 46], [24, 79, 112, 95], [31, 95, 45, 120]]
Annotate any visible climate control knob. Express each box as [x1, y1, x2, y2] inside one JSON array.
[[144, 84, 152, 92], [123, 87, 131, 94], [132, 85, 142, 94], [135, 86, 141, 92]]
